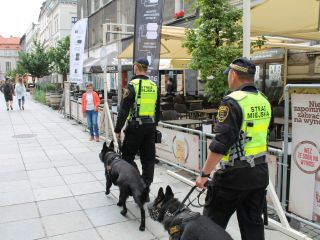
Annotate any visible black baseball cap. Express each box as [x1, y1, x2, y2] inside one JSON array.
[[134, 58, 149, 67], [223, 57, 256, 76]]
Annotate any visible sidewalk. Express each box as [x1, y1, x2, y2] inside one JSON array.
[[0, 94, 295, 240]]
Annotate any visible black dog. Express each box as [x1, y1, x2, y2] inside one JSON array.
[[99, 141, 149, 231], [148, 186, 233, 240]]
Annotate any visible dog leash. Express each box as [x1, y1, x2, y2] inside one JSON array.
[[176, 181, 209, 213]]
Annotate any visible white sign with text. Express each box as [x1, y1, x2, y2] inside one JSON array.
[[289, 94, 320, 222]]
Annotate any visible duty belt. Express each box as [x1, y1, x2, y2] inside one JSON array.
[[221, 155, 266, 169], [129, 117, 155, 126]]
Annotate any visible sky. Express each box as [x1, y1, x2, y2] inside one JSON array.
[[0, 0, 45, 38]]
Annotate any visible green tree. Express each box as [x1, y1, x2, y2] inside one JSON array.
[[184, 0, 243, 104], [5, 62, 26, 79], [18, 41, 50, 79], [48, 36, 70, 82]]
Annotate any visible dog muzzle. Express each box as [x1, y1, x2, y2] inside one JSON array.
[[147, 202, 160, 221]]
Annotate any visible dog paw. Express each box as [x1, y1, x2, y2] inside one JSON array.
[[117, 201, 123, 207], [120, 209, 127, 216], [139, 225, 145, 231], [105, 189, 110, 195]]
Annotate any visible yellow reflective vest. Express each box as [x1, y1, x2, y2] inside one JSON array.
[[128, 79, 157, 119], [221, 90, 272, 166]]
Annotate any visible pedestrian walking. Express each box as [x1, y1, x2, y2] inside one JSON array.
[[195, 57, 273, 240], [114, 58, 160, 201], [3, 78, 14, 111], [15, 77, 26, 110], [82, 83, 101, 142]]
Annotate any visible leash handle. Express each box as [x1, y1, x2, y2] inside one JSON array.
[[177, 186, 197, 211]]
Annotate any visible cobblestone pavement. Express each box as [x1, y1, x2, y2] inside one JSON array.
[[0, 93, 296, 240]]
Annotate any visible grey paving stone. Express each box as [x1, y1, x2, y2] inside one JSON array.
[[68, 181, 104, 196], [57, 165, 88, 175], [42, 211, 93, 236], [144, 217, 167, 239], [0, 180, 31, 193], [85, 205, 135, 227], [38, 197, 81, 216], [28, 168, 60, 179], [51, 159, 80, 167], [0, 164, 26, 173], [48, 154, 75, 162], [30, 176, 65, 189], [91, 170, 106, 181], [62, 172, 96, 184], [34, 185, 72, 201], [75, 192, 117, 209], [0, 189, 34, 206], [0, 218, 45, 240], [0, 170, 28, 182], [0, 202, 39, 224], [47, 229, 102, 240], [97, 220, 155, 240], [25, 162, 55, 171], [84, 163, 103, 172], [66, 147, 92, 154]]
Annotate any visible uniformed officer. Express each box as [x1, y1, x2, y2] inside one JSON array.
[[195, 57, 272, 240], [114, 58, 160, 198]]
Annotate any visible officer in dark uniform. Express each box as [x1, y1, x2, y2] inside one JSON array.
[[195, 57, 273, 240], [114, 58, 160, 197]]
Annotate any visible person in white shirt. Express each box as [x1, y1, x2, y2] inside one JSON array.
[[15, 78, 26, 110]]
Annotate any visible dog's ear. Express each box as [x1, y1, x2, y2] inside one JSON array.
[[157, 187, 164, 198], [165, 185, 174, 199], [109, 141, 114, 150], [103, 142, 107, 149]]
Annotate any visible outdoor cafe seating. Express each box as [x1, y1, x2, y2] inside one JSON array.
[[160, 94, 218, 133]]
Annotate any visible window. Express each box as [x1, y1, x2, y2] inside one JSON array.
[[6, 62, 11, 72]]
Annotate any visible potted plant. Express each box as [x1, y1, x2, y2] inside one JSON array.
[[174, 10, 185, 20]]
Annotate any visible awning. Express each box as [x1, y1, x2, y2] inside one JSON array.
[[251, 0, 320, 40], [118, 26, 191, 60], [159, 59, 190, 70]]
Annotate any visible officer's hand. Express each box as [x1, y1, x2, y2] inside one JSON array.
[[115, 132, 121, 140], [196, 176, 208, 189]]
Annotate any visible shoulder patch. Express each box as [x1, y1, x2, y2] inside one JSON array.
[[123, 88, 130, 98], [217, 105, 229, 123]]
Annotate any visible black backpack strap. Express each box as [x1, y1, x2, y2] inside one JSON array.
[[135, 79, 142, 117]]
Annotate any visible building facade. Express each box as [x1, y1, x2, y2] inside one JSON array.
[[38, 0, 77, 50], [25, 23, 40, 52], [0, 37, 20, 80]]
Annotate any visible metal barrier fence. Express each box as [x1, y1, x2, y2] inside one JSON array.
[[63, 98, 317, 239]]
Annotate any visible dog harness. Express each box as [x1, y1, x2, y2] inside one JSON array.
[[166, 210, 200, 240]]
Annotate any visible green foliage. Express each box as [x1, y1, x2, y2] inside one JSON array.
[[36, 83, 59, 92], [48, 36, 70, 81], [5, 63, 26, 79], [18, 41, 50, 78], [184, 0, 243, 103], [33, 89, 46, 104]]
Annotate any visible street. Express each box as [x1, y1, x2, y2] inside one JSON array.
[[0, 94, 296, 240]]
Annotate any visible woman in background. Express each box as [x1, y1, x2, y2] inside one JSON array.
[[82, 83, 101, 142], [15, 77, 26, 110]]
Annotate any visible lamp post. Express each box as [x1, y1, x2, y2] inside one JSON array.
[[243, 0, 251, 58]]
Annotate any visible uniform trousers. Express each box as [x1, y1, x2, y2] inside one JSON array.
[[204, 184, 267, 240], [121, 124, 156, 186]]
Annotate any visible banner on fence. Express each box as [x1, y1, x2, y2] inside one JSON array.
[[156, 127, 200, 171], [289, 94, 320, 222], [70, 18, 88, 83]]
